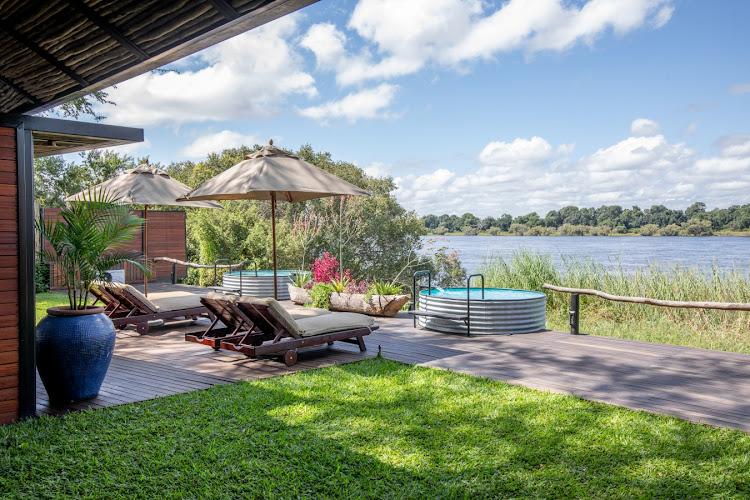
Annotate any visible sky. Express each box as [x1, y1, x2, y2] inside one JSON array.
[[83, 0, 750, 218]]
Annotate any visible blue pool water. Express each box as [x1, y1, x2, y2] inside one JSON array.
[[421, 288, 545, 300], [226, 270, 295, 276]]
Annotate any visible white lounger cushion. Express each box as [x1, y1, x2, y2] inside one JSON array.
[[149, 293, 203, 312], [296, 312, 374, 337]]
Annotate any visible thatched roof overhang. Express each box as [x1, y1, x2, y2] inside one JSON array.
[[0, 0, 318, 115]]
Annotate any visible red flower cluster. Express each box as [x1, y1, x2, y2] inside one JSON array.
[[310, 252, 352, 284]]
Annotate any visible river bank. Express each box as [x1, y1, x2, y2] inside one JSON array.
[[478, 250, 750, 354]]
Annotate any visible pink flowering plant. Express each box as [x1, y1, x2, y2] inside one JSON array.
[[345, 279, 371, 294], [310, 252, 352, 284]]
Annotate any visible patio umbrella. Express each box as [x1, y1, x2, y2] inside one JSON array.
[[67, 162, 223, 295], [179, 140, 370, 299]]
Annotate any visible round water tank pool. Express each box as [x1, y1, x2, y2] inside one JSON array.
[[417, 288, 546, 335], [222, 270, 296, 300]]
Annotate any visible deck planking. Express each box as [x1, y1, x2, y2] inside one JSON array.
[[35, 283, 750, 432]]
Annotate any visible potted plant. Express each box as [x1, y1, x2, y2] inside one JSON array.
[[35, 191, 149, 402]]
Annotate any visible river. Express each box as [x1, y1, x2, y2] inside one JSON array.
[[421, 236, 750, 275]]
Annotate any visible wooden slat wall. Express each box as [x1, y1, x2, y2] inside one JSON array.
[[42, 208, 187, 287], [0, 126, 19, 424]]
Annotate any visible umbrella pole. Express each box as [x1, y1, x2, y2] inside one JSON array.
[[144, 204, 148, 297], [271, 193, 278, 300]]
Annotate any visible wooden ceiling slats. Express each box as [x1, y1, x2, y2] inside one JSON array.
[[0, 0, 317, 114], [67, 0, 150, 61]]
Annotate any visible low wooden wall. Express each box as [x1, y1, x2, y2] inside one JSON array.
[[0, 126, 19, 424], [41, 208, 188, 288]]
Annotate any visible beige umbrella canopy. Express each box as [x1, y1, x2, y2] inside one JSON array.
[[67, 163, 223, 295], [180, 141, 371, 298]]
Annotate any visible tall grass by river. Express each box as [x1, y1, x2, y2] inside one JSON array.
[[479, 250, 750, 353]]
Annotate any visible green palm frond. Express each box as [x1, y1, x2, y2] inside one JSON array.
[[36, 189, 151, 310]]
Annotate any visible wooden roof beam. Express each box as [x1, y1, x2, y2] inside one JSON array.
[[206, 0, 241, 21], [66, 0, 151, 62], [0, 20, 90, 88], [0, 74, 41, 106]]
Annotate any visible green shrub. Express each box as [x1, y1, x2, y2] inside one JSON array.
[[35, 259, 50, 293], [309, 282, 335, 309]]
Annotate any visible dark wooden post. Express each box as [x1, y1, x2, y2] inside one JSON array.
[[570, 293, 580, 335]]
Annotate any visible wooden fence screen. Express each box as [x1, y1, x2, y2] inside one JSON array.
[[40, 208, 188, 288]]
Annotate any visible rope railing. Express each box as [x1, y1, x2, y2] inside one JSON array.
[[542, 283, 750, 335], [152, 257, 233, 269]]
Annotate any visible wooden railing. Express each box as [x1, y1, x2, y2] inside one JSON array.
[[542, 283, 750, 335]]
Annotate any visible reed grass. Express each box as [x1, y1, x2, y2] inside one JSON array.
[[479, 250, 750, 353]]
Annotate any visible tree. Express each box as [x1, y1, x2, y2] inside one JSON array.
[[34, 156, 92, 208], [595, 205, 622, 227], [514, 212, 542, 227], [422, 214, 440, 229], [34, 151, 136, 209], [544, 210, 562, 228], [685, 202, 707, 220], [496, 214, 513, 232]]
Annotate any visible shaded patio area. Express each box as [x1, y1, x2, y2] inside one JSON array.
[[37, 283, 750, 432]]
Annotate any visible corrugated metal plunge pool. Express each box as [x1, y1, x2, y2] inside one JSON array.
[[417, 288, 546, 335], [222, 270, 295, 300]]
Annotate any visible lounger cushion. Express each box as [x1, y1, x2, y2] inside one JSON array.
[[107, 282, 159, 313], [288, 307, 331, 320], [265, 299, 305, 336], [149, 293, 203, 312], [296, 312, 374, 337]]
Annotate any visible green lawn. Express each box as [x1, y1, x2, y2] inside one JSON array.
[[35, 292, 70, 324], [2, 358, 748, 499]]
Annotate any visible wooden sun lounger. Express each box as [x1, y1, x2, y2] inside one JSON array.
[[100, 282, 208, 334], [220, 300, 376, 366], [90, 282, 131, 318], [185, 295, 269, 350], [186, 296, 377, 366]]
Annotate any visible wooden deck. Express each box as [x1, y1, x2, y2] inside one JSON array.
[[37, 285, 750, 432]]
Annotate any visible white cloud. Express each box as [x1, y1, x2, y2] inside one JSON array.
[[361, 161, 393, 178], [179, 130, 261, 158], [479, 137, 556, 164], [729, 83, 750, 95], [581, 135, 692, 172], [681, 121, 699, 136], [630, 118, 661, 136], [95, 15, 316, 127], [108, 137, 152, 157], [715, 134, 750, 157], [297, 83, 399, 124], [393, 121, 750, 217], [304, 0, 674, 86]]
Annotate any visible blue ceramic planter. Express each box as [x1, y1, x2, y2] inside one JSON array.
[[36, 306, 116, 402]]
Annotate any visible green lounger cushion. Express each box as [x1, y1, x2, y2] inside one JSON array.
[[296, 312, 374, 337]]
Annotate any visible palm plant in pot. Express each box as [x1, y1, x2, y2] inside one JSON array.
[[36, 191, 150, 402]]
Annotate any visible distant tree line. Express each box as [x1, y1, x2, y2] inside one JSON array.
[[422, 203, 750, 237]]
